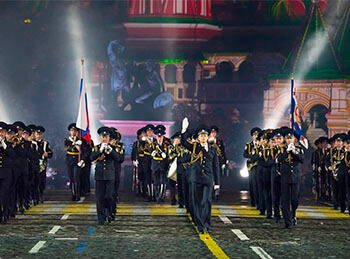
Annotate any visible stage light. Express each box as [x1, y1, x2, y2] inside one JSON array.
[[240, 165, 249, 178], [24, 19, 32, 24]]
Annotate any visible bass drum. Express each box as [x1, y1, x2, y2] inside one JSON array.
[[167, 157, 177, 182]]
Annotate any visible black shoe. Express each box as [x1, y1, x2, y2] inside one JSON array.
[[284, 224, 290, 229], [171, 200, 177, 205], [259, 211, 265, 216], [72, 195, 76, 201], [19, 207, 25, 215], [179, 204, 184, 208], [199, 230, 205, 234], [98, 221, 104, 225], [111, 214, 116, 221], [292, 217, 297, 226], [274, 217, 281, 223], [266, 214, 272, 219], [340, 209, 345, 213]]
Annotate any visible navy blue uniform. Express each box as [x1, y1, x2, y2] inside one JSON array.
[[91, 143, 118, 224], [0, 141, 15, 223], [276, 144, 304, 227], [181, 136, 220, 233], [325, 147, 347, 211], [111, 141, 125, 215], [243, 141, 260, 208]]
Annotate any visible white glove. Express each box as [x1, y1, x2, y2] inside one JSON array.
[[133, 160, 139, 167], [161, 152, 166, 159], [181, 117, 189, 134], [141, 136, 147, 141], [105, 145, 112, 154], [287, 143, 293, 152], [214, 185, 220, 190], [151, 150, 157, 157], [77, 160, 85, 168], [1, 139, 7, 150], [208, 137, 215, 143], [221, 164, 225, 169], [76, 140, 82, 146], [99, 143, 106, 153], [318, 167, 321, 173]]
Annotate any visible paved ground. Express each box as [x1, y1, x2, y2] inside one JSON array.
[[0, 190, 349, 259]]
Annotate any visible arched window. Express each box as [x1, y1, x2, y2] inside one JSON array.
[[165, 64, 177, 83], [216, 61, 234, 82], [183, 63, 196, 83], [239, 61, 255, 82]]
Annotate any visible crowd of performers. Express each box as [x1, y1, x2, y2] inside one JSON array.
[[244, 127, 350, 229], [312, 132, 350, 213], [130, 118, 227, 233], [0, 121, 52, 224], [243, 127, 305, 228]]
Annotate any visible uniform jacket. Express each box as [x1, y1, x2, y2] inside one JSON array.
[[91, 143, 118, 181], [276, 144, 304, 184], [181, 134, 220, 186]]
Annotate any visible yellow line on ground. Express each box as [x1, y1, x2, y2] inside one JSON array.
[[60, 204, 92, 214], [211, 205, 222, 216], [187, 214, 229, 259], [312, 207, 349, 218], [232, 205, 265, 218], [296, 210, 311, 218], [24, 204, 51, 214], [150, 204, 177, 215], [117, 204, 133, 215]]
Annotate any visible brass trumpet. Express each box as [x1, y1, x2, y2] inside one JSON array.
[[9, 135, 20, 145]]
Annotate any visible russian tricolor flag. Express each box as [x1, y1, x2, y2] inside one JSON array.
[[76, 58, 91, 144], [290, 78, 308, 149]]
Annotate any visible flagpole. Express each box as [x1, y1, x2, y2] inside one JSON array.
[[290, 77, 294, 129], [78, 58, 84, 163]]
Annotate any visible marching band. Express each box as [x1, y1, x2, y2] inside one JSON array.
[[1, 118, 349, 230], [0, 121, 52, 224]]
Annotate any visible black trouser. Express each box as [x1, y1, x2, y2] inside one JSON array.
[[38, 170, 47, 199], [250, 167, 259, 209], [281, 182, 300, 226], [257, 166, 266, 213], [66, 163, 81, 199], [142, 158, 152, 197], [336, 172, 347, 211], [169, 174, 184, 205], [183, 169, 190, 210], [262, 167, 272, 216], [95, 180, 114, 224], [152, 168, 167, 200], [0, 171, 11, 221], [112, 169, 121, 215], [346, 173, 350, 213], [177, 172, 184, 206], [193, 183, 213, 232], [9, 169, 18, 217], [17, 170, 29, 209], [271, 173, 281, 218], [80, 163, 91, 196], [31, 170, 40, 203]]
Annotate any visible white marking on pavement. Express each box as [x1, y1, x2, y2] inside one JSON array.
[[115, 230, 136, 233], [175, 207, 186, 215], [55, 238, 79, 241], [78, 197, 86, 203], [216, 205, 240, 216], [29, 241, 46, 254], [250, 246, 273, 259], [61, 214, 69, 220], [231, 229, 250, 241], [131, 206, 150, 215], [48, 226, 61, 235], [219, 215, 232, 224], [299, 206, 327, 218]]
